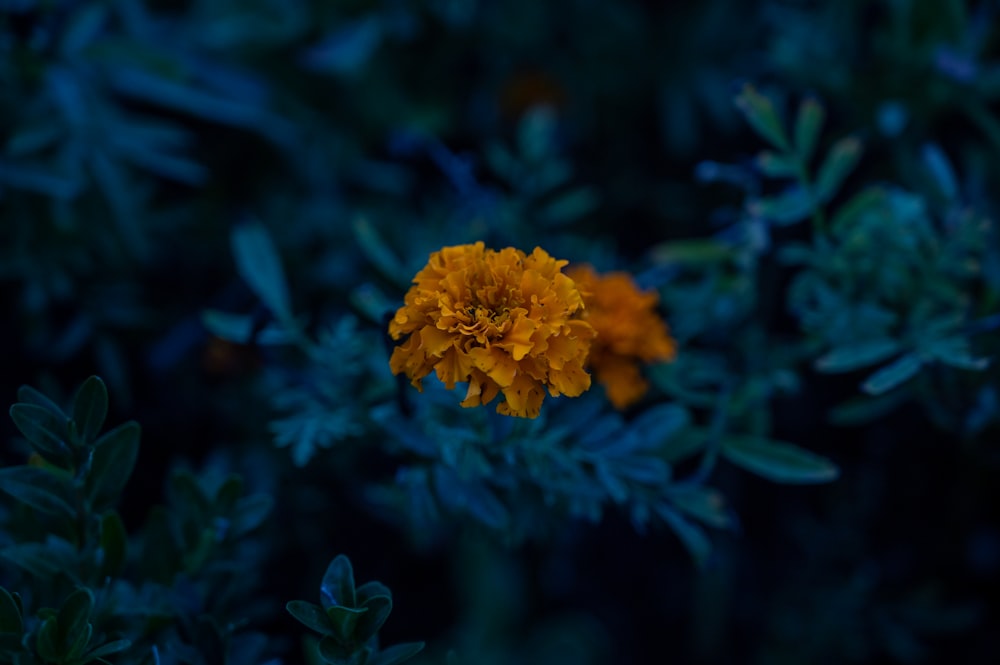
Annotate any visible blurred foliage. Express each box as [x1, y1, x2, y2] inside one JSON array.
[[3, 0, 1000, 663]]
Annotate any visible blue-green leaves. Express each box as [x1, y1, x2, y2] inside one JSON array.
[[288, 554, 423, 665], [721, 436, 839, 484], [231, 220, 293, 323]]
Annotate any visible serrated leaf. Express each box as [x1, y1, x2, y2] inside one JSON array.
[[722, 435, 839, 484], [86, 421, 141, 508], [862, 353, 923, 395], [9, 403, 71, 464], [654, 503, 711, 568], [72, 376, 108, 445], [815, 137, 863, 203], [0, 466, 75, 518], [374, 642, 425, 665], [815, 338, 902, 373], [793, 97, 825, 163], [99, 511, 128, 579], [321, 555, 357, 610], [0, 587, 22, 634], [734, 83, 789, 151], [287, 600, 334, 636], [231, 221, 292, 321]]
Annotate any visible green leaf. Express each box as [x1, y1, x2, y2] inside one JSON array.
[[0, 587, 23, 634], [231, 221, 292, 321], [922, 336, 990, 371], [287, 600, 334, 636], [9, 403, 71, 464], [56, 588, 94, 659], [36, 617, 60, 663], [667, 487, 734, 530], [354, 586, 392, 642], [214, 474, 245, 515], [748, 187, 814, 225], [321, 555, 358, 610], [861, 353, 923, 395], [201, 310, 254, 344], [734, 83, 789, 151], [317, 635, 354, 664], [815, 136, 863, 203], [0, 466, 75, 518], [99, 511, 128, 579], [722, 435, 839, 484], [654, 503, 711, 569], [755, 151, 800, 178], [793, 97, 825, 163], [536, 188, 600, 226], [815, 338, 902, 373], [828, 390, 911, 427], [374, 642, 425, 665], [229, 494, 274, 538], [922, 143, 957, 201], [83, 639, 132, 661], [1, 540, 81, 581], [71, 376, 108, 446], [16, 385, 67, 419], [86, 421, 141, 507], [326, 605, 368, 645]]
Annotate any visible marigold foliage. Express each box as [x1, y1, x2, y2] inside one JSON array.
[[389, 242, 596, 418], [567, 265, 677, 409]]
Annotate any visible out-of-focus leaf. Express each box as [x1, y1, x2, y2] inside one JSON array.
[[654, 503, 711, 568], [0, 161, 83, 198], [861, 354, 923, 395], [815, 137, 863, 203], [0, 587, 23, 634], [374, 642, 425, 665], [922, 144, 958, 201], [756, 151, 799, 178], [72, 376, 108, 445], [815, 338, 902, 373], [201, 310, 254, 344], [793, 97, 825, 163], [229, 494, 274, 538], [287, 601, 333, 636], [231, 221, 292, 321], [353, 218, 408, 287], [828, 389, 911, 427], [721, 435, 839, 484], [922, 336, 989, 370], [99, 511, 128, 579], [734, 83, 790, 151], [749, 186, 814, 225], [83, 639, 131, 661], [668, 486, 734, 529], [1, 539, 80, 581], [326, 605, 367, 645], [536, 188, 600, 226], [301, 17, 383, 75], [0, 466, 75, 518]]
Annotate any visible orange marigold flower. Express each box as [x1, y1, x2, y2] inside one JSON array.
[[566, 265, 676, 410], [389, 242, 596, 418]]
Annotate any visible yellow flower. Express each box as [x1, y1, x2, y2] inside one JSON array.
[[389, 242, 596, 418], [566, 265, 676, 410]]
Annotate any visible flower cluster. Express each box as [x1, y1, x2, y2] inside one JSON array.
[[388, 242, 595, 418], [566, 265, 676, 409]]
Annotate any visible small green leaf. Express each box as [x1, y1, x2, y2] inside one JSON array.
[[231, 221, 292, 321], [71, 376, 108, 445], [862, 353, 923, 395], [99, 511, 128, 579], [287, 600, 334, 636], [36, 617, 60, 663], [326, 605, 368, 645], [354, 588, 392, 642], [0, 466, 75, 518], [374, 642, 425, 665], [667, 487, 734, 530], [56, 588, 94, 659], [83, 638, 132, 660], [229, 494, 274, 538], [321, 555, 358, 610], [815, 136, 863, 203], [9, 403, 71, 464], [793, 97, 825, 163], [722, 435, 839, 484], [748, 187, 814, 225], [16, 385, 67, 419], [86, 421, 141, 508], [815, 338, 902, 373], [734, 83, 790, 151], [654, 503, 711, 569], [756, 151, 800, 178], [0, 587, 23, 634]]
